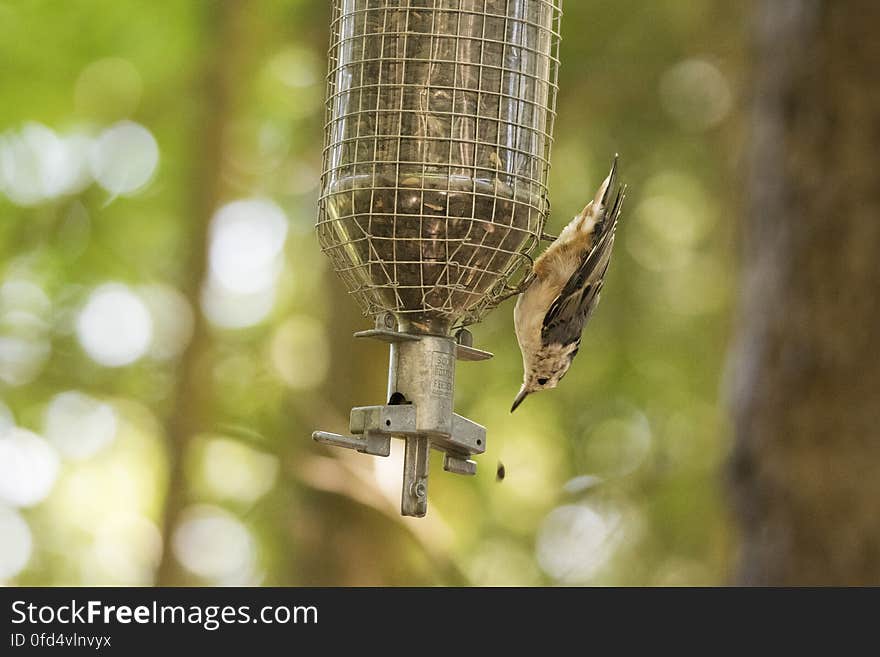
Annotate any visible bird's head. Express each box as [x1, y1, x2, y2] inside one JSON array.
[[510, 358, 571, 412]]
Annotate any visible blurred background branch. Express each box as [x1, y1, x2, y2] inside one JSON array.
[[155, 0, 247, 587]]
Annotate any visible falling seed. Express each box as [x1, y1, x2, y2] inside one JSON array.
[[496, 460, 505, 482], [401, 177, 420, 186], [424, 202, 444, 211], [489, 151, 503, 168]]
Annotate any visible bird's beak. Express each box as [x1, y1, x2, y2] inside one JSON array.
[[510, 386, 529, 413]]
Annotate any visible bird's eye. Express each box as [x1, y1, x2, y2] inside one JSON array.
[[537, 377, 549, 386]]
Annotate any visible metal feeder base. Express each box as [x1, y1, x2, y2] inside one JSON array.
[[312, 317, 491, 517]]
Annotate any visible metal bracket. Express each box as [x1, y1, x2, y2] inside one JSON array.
[[355, 325, 494, 362], [353, 328, 421, 343], [312, 404, 485, 460], [312, 321, 491, 517], [312, 430, 391, 457]]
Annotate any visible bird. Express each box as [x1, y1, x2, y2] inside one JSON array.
[[510, 156, 625, 412]]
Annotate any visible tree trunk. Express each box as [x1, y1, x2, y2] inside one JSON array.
[[154, 0, 245, 586], [728, 0, 880, 585]]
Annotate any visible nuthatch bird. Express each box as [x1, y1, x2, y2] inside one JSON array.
[[510, 157, 625, 412]]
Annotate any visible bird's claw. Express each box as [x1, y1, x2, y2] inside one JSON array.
[[494, 271, 536, 304]]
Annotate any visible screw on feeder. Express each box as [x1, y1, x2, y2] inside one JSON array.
[[312, 0, 563, 517], [380, 312, 396, 331]]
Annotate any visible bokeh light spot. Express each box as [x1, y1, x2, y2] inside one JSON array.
[[660, 58, 732, 131], [75, 58, 143, 121], [0, 278, 52, 386], [44, 391, 118, 460], [208, 198, 289, 294], [467, 539, 542, 586], [86, 513, 162, 586], [90, 121, 159, 196], [269, 316, 329, 390], [268, 47, 320, 88], [562, 474, 603, 496], [662, 255, 729, 316], [201, 438, 279, 504], [0, 506, 32, 580], [536, 504, 622, 583], [139, 284, 194, 361], [0, 123, 91, 206], [1, 279, 51, 317], [172, 505, 256, 582], [76, 283, 153, 367], [259, 47, 322, 118], [201, 281, 277, 330], [0, 427, 60, 507], [0, 336, 51, 387], [0, 400, 13, 433]]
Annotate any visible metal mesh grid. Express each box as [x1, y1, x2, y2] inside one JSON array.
[[317, 0, 562, 331]]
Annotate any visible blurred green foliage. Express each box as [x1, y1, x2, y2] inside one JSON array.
[[0, 0, 747, 585]]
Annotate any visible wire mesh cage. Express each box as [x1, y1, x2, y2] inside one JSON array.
[[318, 0, 562, 332]]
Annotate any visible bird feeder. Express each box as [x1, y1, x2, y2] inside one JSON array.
[[313, 0, 563, 516]]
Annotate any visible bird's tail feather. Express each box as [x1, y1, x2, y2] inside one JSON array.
[[575, 155, 623, 234], [595, 156, 625, 235], [598, 153, 619, 208]]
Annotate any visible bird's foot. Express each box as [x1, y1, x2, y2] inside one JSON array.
[[540, 231, 558, 242], [494, 271, 536, 304]]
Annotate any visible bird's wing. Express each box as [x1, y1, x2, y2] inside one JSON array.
[[541, 187, 624, 347]]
